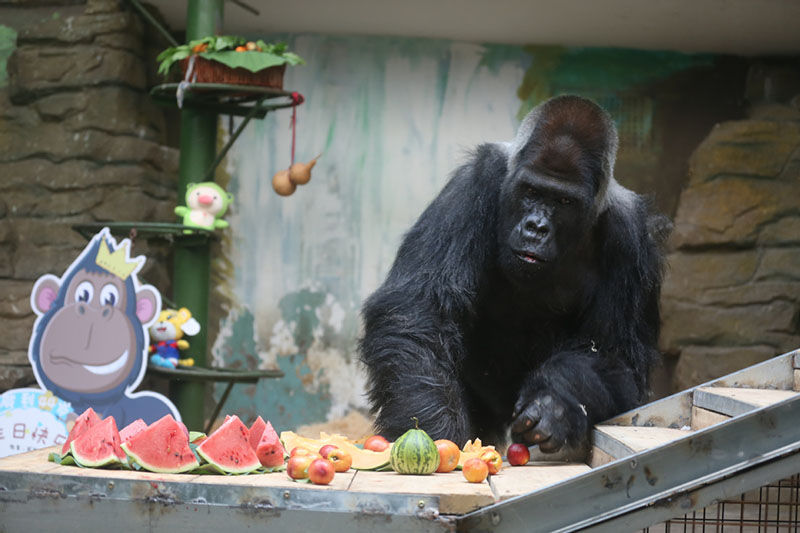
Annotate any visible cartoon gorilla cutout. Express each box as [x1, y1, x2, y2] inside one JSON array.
[[29, 228, 179, 427]]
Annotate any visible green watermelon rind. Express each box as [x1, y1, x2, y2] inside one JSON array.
[[121, 440, 199, 474], [195, 441, 260, 475], [389, 426, 440, 475], [120, 426, 199, 474], [71, 437, 123, 468]]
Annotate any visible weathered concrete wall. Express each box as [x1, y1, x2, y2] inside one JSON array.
[[0, 0, 178, 390], [661, 67, 800, 390]]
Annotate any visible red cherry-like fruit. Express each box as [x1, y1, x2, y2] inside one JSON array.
[[462, 457, 489, 483], [327, 448, 352, 472], [480, 449, 503, 475], [319, 444, 338, 459], [308, 458, 335, 485], [364, 435, 390, 452], [287, 455, 314, 480], [434, 439, 460, 473], [506, 443, 531, 466]]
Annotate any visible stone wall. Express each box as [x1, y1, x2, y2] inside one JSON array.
[[0, 0, 179, 390], [660, 73, 800, 390]]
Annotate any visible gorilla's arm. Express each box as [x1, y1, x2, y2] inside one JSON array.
[[360, 144, 507, 442], [512, 195, 668, 453]]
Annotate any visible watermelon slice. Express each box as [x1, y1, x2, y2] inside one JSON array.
[[119, 419, 148, 443], [61, 407, 102, 455], [249, 416, 267, 450], [196, 415, 260, 474], [255, 420, 285, 468], [70, 416, 126, 467], [121, 414, 199, 474]]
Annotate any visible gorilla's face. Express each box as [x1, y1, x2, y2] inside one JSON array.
[[498, 135, 597, 285]]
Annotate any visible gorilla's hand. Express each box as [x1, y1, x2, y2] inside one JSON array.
[[510, 391, 588, 453]]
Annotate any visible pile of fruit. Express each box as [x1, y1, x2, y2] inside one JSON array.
[[50, 409, 534, 485]]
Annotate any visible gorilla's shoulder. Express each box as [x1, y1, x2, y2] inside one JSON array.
[[596, 180, 670, 280]]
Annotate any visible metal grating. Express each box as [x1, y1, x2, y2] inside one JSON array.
[[645, 475, 800, 532]]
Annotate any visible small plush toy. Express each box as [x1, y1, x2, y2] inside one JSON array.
[[175, 182, 233, 231], [148, 308, 201, 368]]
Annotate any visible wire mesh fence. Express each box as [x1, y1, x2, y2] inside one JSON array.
[[645, 475, 800, 532]]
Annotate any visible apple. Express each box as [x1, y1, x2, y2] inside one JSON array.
[[480, 449, 503, 475], [462, 457, 489, 483], [327, 448, 352, 472], [319, 444, 338, 459], [434, 439, 460, 473], [308, 458, 335, 485], [364, 435, 390, 452], [506, 443, 531, 466], [286, 455, 314, 480]]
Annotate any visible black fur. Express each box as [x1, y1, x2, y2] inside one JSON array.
[[359, 96, 668, 456]]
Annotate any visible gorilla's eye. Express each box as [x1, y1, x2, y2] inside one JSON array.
[[99, 284, 120, 307], [74, 281, 94, 303], [522, 184, 537, 197], [560, 197, 573, 205]]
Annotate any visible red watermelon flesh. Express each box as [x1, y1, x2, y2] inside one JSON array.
[[249, 416, 267, 450], [61, 407, 102, 455], [70, 416, 126, 467], [196, 415, 260, 474], [255, 421, 285, 468], [119, 419, 148, 443], [121, 414, 199, 474]]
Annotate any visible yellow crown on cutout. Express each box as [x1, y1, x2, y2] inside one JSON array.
[[95, 239, 140, 280]]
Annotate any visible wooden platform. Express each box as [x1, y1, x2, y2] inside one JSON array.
[[0, 447, 589, 516]]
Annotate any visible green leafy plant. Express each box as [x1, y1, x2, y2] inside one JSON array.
[[157, 36, 305, 76]]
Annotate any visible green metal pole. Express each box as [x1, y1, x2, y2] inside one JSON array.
[[173, 0, 223, 431]]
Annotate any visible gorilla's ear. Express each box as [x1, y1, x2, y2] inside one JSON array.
[[32, 276, 61, 314], [135, 286, 159, 325]]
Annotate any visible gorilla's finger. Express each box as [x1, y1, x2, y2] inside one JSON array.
[[510, 402, 543, 435], [528, 412, 555, 444]]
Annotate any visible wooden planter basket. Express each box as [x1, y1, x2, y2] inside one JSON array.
[[181, 56, 287, 89]]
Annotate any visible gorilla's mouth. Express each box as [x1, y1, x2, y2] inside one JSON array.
[[83, 350, 129, 375], [49, 350, 130, 375], [515, 251, 546, 264]]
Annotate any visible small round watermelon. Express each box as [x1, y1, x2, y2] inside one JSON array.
[[389, 418, 440, 475]]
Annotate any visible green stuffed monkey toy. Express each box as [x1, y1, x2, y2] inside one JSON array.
[[175, 182, 234, 231]]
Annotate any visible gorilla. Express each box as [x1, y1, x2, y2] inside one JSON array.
[[359, 95, 669, 457]]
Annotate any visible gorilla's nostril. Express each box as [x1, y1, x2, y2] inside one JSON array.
[[102, 308, 110, 318], [78, 305, 85, 315]]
